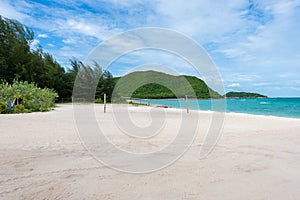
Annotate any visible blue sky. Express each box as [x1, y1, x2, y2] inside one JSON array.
[[0, 0, 299, 97]]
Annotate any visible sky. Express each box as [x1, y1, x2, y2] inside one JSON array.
[[0, 0, 299, 97]]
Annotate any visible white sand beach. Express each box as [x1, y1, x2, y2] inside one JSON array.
[[0, 104, 300, 199]]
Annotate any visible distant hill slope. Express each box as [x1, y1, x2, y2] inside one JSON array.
[[112, 70, 221, 100], [225, 92, 267, 98]]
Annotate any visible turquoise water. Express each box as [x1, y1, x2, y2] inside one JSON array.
[[135, 98, 300, 119]]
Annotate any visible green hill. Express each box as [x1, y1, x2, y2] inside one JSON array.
[[112, 70, 221, 100], [225, 91, 267, 98]]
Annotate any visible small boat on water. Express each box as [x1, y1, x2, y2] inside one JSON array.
[[155, 105, 169, 108]]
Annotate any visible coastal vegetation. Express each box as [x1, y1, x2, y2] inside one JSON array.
[[0, 16, 114, 112], [225, 92, 267, 98], [0, 80, 57, 113], [0, 16, 67, 97]]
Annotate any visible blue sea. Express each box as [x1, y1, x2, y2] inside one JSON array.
[[135, 98, 300, 119]]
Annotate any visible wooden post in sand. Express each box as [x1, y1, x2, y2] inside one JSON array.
[[185, 95, 189, 113], [104, 93, 106, 113]]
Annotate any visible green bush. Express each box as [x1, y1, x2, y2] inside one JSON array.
[[0, 102, 7, 114], [0, 80, 58, 113], [95, 98, 103, 104], [13, 104, 24, 113]]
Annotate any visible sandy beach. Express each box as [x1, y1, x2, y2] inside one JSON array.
[[1, 103, 300, 199]]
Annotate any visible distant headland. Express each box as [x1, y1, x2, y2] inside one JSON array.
[[224, 92, 268, 98]]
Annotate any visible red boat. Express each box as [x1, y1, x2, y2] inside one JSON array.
[[155, 105, 169, 108]]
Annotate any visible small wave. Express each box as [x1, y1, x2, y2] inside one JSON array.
[[260, 102, 269, 105]]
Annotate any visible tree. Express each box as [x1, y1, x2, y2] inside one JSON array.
[[96, 69, 114, 102], [69, 58, 115, 102], [0, 16, 68, 99], [70, 59, 101, 102], [0, 15, 34, 82], [0, 16, 115, 101]]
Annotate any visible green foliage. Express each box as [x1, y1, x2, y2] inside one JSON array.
[[96, 69, 115, 102], [0, 16, 118, 103], [70, 59, 115, 103], [0, 102, 7, 114], [0, 16, 68, 99], [132, 83, 175, 99], [225, 92, 267, 98], [129, 101, 149, 106], [113, 71, 222, 101], [95, 98, 103, 103], [13, 104, 24, 113], [0, 80, 58, 113], [0, 16, 33, 83]]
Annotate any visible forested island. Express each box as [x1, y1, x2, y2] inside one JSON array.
[[225, 92, 267, 98], [112, 71, 221, 100]]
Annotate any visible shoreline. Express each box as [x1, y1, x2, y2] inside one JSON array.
[[129, 101, 300, 120], [2, 102, 300, 121]]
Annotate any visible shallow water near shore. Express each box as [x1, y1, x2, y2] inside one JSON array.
[[136, 98, 300, 119]]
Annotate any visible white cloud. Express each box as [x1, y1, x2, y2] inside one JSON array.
[[214, 48, 246, 59], [62, 38, 77, 44], [228, 83, 240, 88], [106, 48, 198, 77], [37, 34, 48, 38], [228, 73, 261, 82], [278, 73, 296, 78], [155, 0, 248, 40], [252, 82, 272, 87], [229, 1, 300, 61], [290, 87, 300, 92], [0, 0, 28, 21], [266, 0, 299, 15], [65, 19, 101, 38], [30, 39, 40, 49]]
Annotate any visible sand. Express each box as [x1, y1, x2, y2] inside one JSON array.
[[0, 103, 300, 199]]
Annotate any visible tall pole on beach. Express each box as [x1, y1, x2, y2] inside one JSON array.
[[104, 93, 106, 113], [185, 95, 189, 114]]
